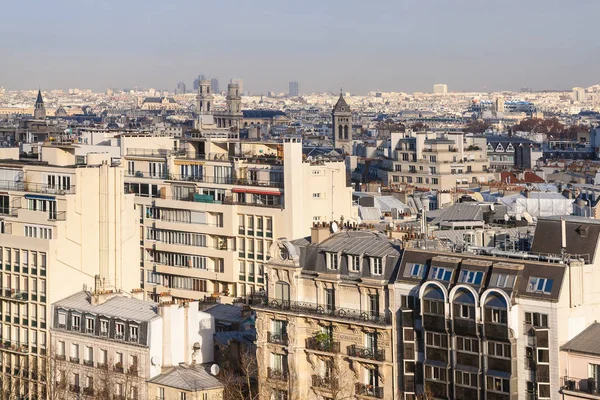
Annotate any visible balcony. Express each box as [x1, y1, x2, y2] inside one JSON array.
[[267, 367, 288, 381], [347, 345, 385, 362], [0, 180, 76, 195], [83, 387, 95, 396], [355, 383, 383, 399], [250, 297, 392, 326], [312, 375, 337, 390], [562, 377, 600, 396], [453, 318, 478, 337], [113, 363, 124, 373], [70, 357, 80, 364], [423, 314, 447, 332], [166, 174, 284, 189], [484, 323, 509, 341], [83, 359, 94, 367], [306, 337, 340, 353], [0, 287, 28, 302], [69, 384, 81, 394], [267, 332, 288, 346], [1, 340, 29, 354]]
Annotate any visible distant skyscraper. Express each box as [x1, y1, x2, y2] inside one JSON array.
[[433, 84, 448, 94], [193, 74, 206, 91], [211, 78, 220, 94], [176, 81, 186, 95], [230, 78, 243, 95], [289, 81, 299, 96], [572, 87, 586, 102]]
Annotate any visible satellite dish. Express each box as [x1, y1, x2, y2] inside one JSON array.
[[151, 357, 161, 366], [504, 214, 509, 222], [330, 221, 339, 233], [210, 364, 220, 376]]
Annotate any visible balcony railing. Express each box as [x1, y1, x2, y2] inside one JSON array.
[[0, 180, 75, 195], [250, 297, 392, 326], [312, 374, 337, 389], [126, 172, 284, 189], [306, 337, 340, 353], [0, 287, 28, 301], [267, 367, 288, 381], [267, 332, 289, 346], [355, 383, 384, 399], [69, 384, 81, 393], [83, 387, 95, 396], [1, 340, 29, 353], [347, 345, 385, 362], [562, 376, 600, 395]]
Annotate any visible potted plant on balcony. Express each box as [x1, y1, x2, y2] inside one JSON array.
[[314, 332, 331, 351]]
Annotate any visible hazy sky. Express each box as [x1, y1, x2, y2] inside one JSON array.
[[1, 0, 599, 94]]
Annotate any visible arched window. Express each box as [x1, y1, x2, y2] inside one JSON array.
[[338, 125, 343, 139], [344, 125, 349, 139]]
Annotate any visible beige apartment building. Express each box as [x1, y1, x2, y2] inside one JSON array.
[[120, 133, 355, 304], [382, 131, 493, 191], [252, 228, 399, 400], [0, 143, 139, 399]]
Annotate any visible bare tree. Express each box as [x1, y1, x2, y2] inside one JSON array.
[[311, 355, 355, 400], [219, 346, 261, 400]]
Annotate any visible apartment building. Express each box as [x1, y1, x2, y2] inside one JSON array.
[[0, 144, 139, 399], [50, 289, 217, 400], [395, 215, 600, 400], [252, 227, 399, 400], [120, 134, 354, 304], [559, 322, 600, 399], [382, 131, 493, 191]]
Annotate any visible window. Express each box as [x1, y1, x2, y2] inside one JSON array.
[[456, 371, 478, 387], [86, 318, 94, 334], [426, 332, 448, 348], [425, 365, 447, 382], [85, 346, 93, 362], [490, 308, 507, 324], [459, 270, 484, 285], [325, 289, 335, 311], [115, 323, 125, 339], [490, 273, 515, 289], [327, 253, 338, 270], [58, 341, 66, 356], [488, 341, 511, 358], [527, 277, 554, 294], [71, 343, 79, 359], [312, 193, 321, 199], [424, 299, 444, 315], [372, 258, 383, 275], [456, 337, 479, 353], [348, 255, 360, 272], [431, 266, 452, 281], [58, 312, 67, 328], [459, 304, 474, 319], [158, 388, 165, 400], [72, 315, 81, 330], [408, 263, 424, 278], [487, 376, 509, 393], [100, 320, 109, 336], [525, 312, 549, 328], [130, 325, 139, 341], [100, 349, 108, 364]]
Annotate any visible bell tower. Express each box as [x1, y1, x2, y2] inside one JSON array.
[[34, 89, 46, 120], [196, 80, 214, 115], [332, 91, 352, 153]]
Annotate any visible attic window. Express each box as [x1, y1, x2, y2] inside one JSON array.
[[327, 253, 339, 270], [431, 266, 452, 282], [526, 277, 553, 294], [576, 225, 588, 238]]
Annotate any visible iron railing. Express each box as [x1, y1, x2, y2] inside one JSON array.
[[355, 383, 384, 398], [562, 376, 600, 394], [0, 287, 28, 301], [306, 337, 340, 353], [0, 180, 75, 194], [267, 367, 288, 381], [250, 297, 392, 326], [347, 345, 385, 361], [312, 375, 337, 389], [267, 332, 289, 345]]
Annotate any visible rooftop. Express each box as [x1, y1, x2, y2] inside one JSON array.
[[148, 364, 223, 391], [53, 291, 159, 322], [561, 322, 600, 356]]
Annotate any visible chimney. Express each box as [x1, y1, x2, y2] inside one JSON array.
[[311, 222, 331, 244], [561, 217, 567, 251], [131, 288, 145, 301]]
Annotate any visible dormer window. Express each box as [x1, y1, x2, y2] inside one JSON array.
[[431, 266, 452, 282], [58, 312, 67, 328], [348, 255, 360, 272], [527, 277, 553, 294], [327, 253, 339, 270], [406, 263, 425, 278], [115, 322, 125, 339], [72, 315, 81, 331], [459, 270, 484, 285], [371, 257, 383, 275], [130, 325, 139, 342]]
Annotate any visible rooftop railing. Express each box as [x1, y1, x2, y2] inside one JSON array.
[[0, 180, 75, 195], [124, 172, 284, 188], [250, 297, 392, 326]]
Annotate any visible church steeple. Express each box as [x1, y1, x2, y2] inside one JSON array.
[[34, 89, 46, 119], [332, 91, 352, 153]]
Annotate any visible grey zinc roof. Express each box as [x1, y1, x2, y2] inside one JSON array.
[[431, 204, 483, 225], [560, 322, 600, 356], [374, 196, 408, 212], [359, 206, 383, 221], [318, 231, 401, 258], [148, 364, 223, 391], [53, 291, 159, 322], [203, 304, 249, 325]]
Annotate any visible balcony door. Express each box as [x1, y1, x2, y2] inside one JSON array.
[[275, 281, 290, 306]]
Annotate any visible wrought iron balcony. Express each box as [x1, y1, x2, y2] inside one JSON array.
[[267, 332, 289, 345], [0, 287, 28, 302], [69, 384, 81, 393], [347, 345, 385, 362], [250, 296, 392, 326], [562, 376, 600, 395], [306, 337, 340, 353], [0, 340, 29, 353], [267, 367, 288, 381], [355, 383, 384, 398], [312, 374, 337, 389]]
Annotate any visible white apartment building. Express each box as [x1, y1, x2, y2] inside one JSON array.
[[50, 289, 216, 400], [119, 134, 355, 303], [381, 131, 493, 191], [434, 84, 448, 94], [0, 143, 139, 399]]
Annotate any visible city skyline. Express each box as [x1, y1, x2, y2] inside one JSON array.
[[1, 0, 599, 94]]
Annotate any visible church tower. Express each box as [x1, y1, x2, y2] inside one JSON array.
[[224, 82, 243, 129], [34, 89, 46, 119], [196, 80, 214, 115], [332, 92, 352, 153]]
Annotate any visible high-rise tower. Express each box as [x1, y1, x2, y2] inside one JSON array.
[[34, 89, 46, 119], [332, 92, 352, 153]]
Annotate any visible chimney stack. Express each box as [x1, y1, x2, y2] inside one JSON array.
[[311, 222, 331, 244]]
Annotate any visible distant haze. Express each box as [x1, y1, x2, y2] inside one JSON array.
[[1, 0, 599, 94]]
